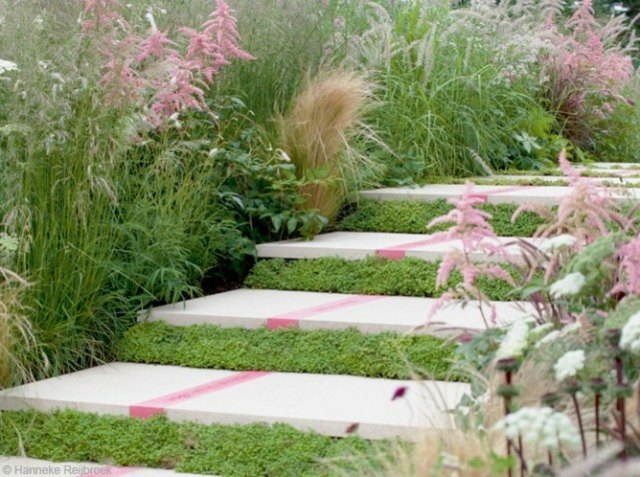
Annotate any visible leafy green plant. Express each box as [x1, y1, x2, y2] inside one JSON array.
[[214, 111, 328, 243]]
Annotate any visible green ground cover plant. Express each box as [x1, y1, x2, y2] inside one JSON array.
[[0, 410, 392, 477], [118, 322, 459, 381], [340, 200, 547, 236], [245, 258, 516, 301]]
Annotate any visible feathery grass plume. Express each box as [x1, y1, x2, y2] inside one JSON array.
[[0, 267, 37, 388], [279, 70, 376, 223]]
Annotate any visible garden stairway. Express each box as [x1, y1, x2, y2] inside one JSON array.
[[0, 161, 637, 475]]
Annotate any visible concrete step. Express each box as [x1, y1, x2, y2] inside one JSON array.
[[142, 289, 535, 336], [360, 183, 639, 205], [0, 456, 211, 476], [478, 175, 640, 186], [0, 363, 469, 441], [584, 162, 640, 170], [256, 231, 536, 262]]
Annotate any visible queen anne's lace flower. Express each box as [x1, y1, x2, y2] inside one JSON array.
[[554, 349, 585, 381], [495, 319, 531, 359], [494, 407, 580, 450], [0, 59, 18, 74], [620, 310, 640, 354], [540, 234, 577, 253], [549, 272, 585, 298]]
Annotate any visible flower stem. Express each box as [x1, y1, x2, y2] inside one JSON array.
[[571, 392, 586, 457], [615, 356, 627, 459], [594, 393, 600, 448]]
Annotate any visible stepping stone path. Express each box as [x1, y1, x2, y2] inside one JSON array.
[[360, 183, 640, 205], [257, 231, 537, 262], [478, 174, 640, 185], [0, 161, 637, 473], [0, 363, 468, 440], [0, 456, 212, 476], [144, 288, 535, 335]]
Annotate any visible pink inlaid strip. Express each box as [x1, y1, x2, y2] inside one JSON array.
[[375, 234, 450, 260], [266, 318, 300, 329], [81, 467, 133, 477], [613, 169, 640, 177], [267, 295, 385, 329], [130, 371, 270, 419], [468, 185, 535, 202]]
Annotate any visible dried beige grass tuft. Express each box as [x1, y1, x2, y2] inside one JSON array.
[[280, 70, 373, 222]]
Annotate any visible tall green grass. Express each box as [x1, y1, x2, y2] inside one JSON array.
[[0, 0, 250, 380], [345, 1, 550, 180]]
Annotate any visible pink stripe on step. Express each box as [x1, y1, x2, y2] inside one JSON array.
[[468, 185, 535, 202], [612, 169, 639, 177], [267, 295, 385, 329], [130, 371, 270, 419], [81, 467, 133, 477], [376, 234, 450, 260]]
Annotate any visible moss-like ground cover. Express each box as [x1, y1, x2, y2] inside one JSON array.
[[0, 410, 395, 477], [119, 322, 460, 380], [245, 257, 517, 301], [341, 199, 546, 236]]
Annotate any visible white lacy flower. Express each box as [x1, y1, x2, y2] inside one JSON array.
[[494, 406, 580, 450], [554, 349, 585, 381], [549, 272, 585, 298], [620, 310, 640, 354], [540, 234, 577, 253], [495, 319, 530, 359], [0, 59, 18, 75]]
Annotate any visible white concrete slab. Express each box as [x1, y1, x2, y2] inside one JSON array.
[[256, 231, 536, 262], [479, 175, 640, 186], [585, 162, 640, 170], [575, 166, 640, 178], [0, 456, 211, 476], [143, 289, 535, 336], [359, 183, 640, 205], [0, 363, 470, 440]]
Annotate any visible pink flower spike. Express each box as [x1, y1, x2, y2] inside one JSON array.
[[136, 31, 175, 63]]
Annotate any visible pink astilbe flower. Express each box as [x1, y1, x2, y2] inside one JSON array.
[[136, 31, 176, 63], [181, 0, 255, 82], [426, 182, 515, 328], [82, 0, 124, 32], [150, 58, 207, 120], [541, 0, 635, 145], [101, 35, 144, 105], [81, 0, 253, 126], [609, 235, 640, 297], [513, 150, 630, 247]]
